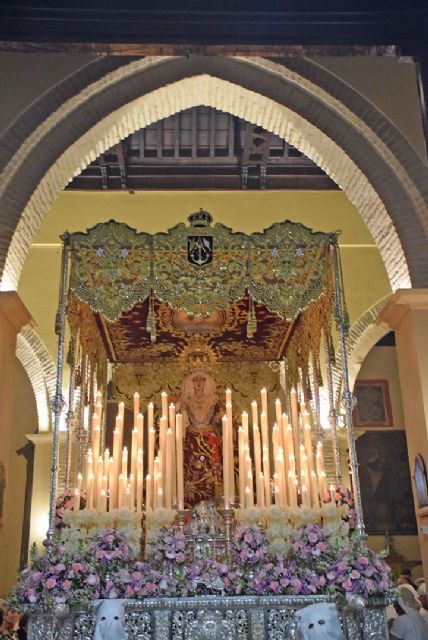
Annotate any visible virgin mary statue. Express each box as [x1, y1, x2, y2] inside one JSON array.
[[176, 369, 223, 507]]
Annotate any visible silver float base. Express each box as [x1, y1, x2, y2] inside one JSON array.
[[28, 595, 389, 640]]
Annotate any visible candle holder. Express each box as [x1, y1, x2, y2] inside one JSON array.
[[222, 507, 235, 561], [176, 508, 189, 534], [139, 507, 147, 560]]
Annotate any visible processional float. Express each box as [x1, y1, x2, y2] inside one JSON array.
[[26, 211, 393, 640], [48, 210, 363, 542]]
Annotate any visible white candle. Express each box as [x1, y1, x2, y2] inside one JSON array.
[[226, 388, 232, 405], [97, 455, 103, 508], [108, 457, 115, 509], [252, 423, 262, 504], [136, 450, 143, 511], [330, 484, 336, 504], [145, 474, 152, 511], [262, 447, 271, 506], [74, 488, 80, 512], [245, 486, 251, 509], [131, 427, 138, 480], [159, 416, 168, 481], [176, 413, 184, 510], [310, 470, 320, 508], [161, 391, 168, 419], [157, 487, 164, 509], [87, 473, 94, 510], [148, 426, 155, 504], [275, 399, 283, 441], [123, 485, 132, 510], [260, 412, 271, 505], [168, 404, 177, 505], [137, 413, 144, 453], [287, 470, 296, 508], [251, 400, 258, 427], [260, 388, 268, 415], [290, 388, 300, 474], [246, 464, 254, 507], [92, 414, 101, 461], [122, 447, 128, 478], [103, 448, 110, 477], [98, 488, 107, 512], [222, 415, 230, 508], [153, 457, 159, 509], [95, 401, 103, 421], [226, 402, 234, 503], [165, 428, 173, 509], [148, 402, 154, 428], [277, 446, 286, 505], [257, 472, 265, 508], [301, 484, 310, 507], [242, 411, 249, 449], [118, 474, 124, 508], [133, 392, 140, 424], [238, 427, 245, 508]]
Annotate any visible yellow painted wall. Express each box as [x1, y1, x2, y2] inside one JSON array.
[[355, 345, 421, 565], [355, 346, 405, 429], [19, 189, 391, 361], [0, 358, 38, 596]]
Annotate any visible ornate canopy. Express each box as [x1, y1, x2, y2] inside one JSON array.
[[65, 211, 336, 389]]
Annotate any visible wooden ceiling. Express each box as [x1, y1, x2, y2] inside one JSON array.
[[67, 107, 337, 191]]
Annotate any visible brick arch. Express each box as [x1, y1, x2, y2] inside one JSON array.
[[332, 295, 392, 408], [1, 55, 428, 289], [15, 326, 57, 432]]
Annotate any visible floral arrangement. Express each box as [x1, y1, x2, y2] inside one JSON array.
[[55, 489, 86, 528], [10, 514, 393, 610], [326, 541, 392, 600], [10, 542, 101, 608], [148, 525, 191, 567], [323, 484, 356, 530], [231, 525, 270, 566], [58, 508, 141, 558]]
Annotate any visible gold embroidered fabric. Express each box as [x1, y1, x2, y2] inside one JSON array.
[[67, 216, 334, 323]]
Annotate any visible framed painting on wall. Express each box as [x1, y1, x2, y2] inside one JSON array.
[[353, 379, 393, 428], [356, 431, 417, 535]]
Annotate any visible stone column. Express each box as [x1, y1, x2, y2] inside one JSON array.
[[0, 292, 32, 593], [380, 289, 428, 580]]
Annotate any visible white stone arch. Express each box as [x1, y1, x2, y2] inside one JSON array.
[[15, 326, 56, 432], [331, 295, 392, 410], [1, 55, 428, 290]]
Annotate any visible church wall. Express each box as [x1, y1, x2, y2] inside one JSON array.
[[0, 53, 424, 162], [314, 56, 427, 160], [0, 53, 95, 136], [0, 357, 38, 595], [355, 344, 421, 570]]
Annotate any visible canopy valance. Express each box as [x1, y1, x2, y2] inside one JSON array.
[[67, 210, 335, 324]]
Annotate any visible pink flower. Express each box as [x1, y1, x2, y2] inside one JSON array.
[[342, 578, 353, 591], [72, 562, 82, 572], [46, 577, 57, 589]]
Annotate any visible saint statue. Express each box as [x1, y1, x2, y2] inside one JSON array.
[[176, 370, 223, 507]]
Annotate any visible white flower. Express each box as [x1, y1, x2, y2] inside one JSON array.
[[270, 537, 292, 556]]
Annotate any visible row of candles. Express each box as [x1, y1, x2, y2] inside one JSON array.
[[73, 387, 331, 512]]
